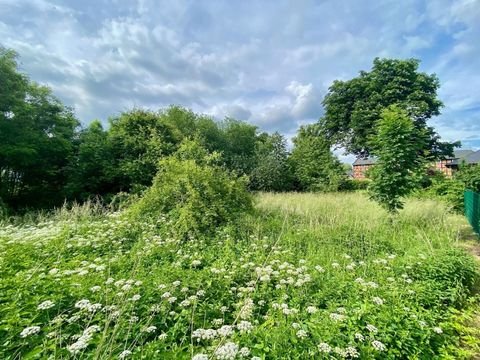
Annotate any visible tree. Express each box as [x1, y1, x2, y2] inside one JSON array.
[[321, 58, 455, 159], [129, 139, 253, 240], [65, 120, 115, 201], [219, 118, 258, 176], [251, 132, 292, 191], [107, 109, 179, 192], [0, 47, 79, 209], [290, 124, 346, 191], [368, 105, 427, 213]]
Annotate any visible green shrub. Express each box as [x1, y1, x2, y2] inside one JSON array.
[[129, 140, 253, 239], [411, 249, 478, 308], [340, 178, 371, 191]]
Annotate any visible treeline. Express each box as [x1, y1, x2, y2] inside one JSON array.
[[0, 47, 346, 211]]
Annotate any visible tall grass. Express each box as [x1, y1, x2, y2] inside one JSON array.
[[0, 192, 478, 359], [257, 192, 467, 260]]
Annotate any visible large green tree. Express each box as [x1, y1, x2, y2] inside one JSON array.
[[65, 120, 115, 201], [290, 123, 346, 192], [251, 132, 292, 191], [0, 47, 79, 208], [321, 58, 455, 159], [218, 118, 258, 176], [107, 109, 179, 192], [368, 105, 427, 212]]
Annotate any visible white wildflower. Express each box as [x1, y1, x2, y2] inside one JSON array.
[[192, 354, 209, 360], [345, 346, 360, 358], [318, 342, 332, 353], [217, 325, 234, 337], [37, 300, 55, 310], [214, 342, 239, 360], [371, 340, 386, 351], [372, 297, 384, 305], [433, 327, 443, 334], [366, 324, 378, 333], [144, 325, 157, 333], [329, 313, 346, 322], [296, 329, 308, 339], [20, 326, 40, 338], [237, 321, 253, 334], [239, 347, 250, 357], [354, 333, 365, 341], [119, 350, 132, 359]]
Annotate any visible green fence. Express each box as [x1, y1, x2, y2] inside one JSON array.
[[464, 190, 480, 234]]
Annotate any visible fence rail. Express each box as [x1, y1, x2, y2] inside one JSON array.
[[464, 190, 480, 234]]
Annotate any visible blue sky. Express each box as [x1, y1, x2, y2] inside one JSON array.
[[1, 0, 480, 158]]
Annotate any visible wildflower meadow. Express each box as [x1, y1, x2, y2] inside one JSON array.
[[1, 193, 479, 359]]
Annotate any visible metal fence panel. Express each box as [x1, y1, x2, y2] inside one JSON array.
[[465, 190, 480, 234]]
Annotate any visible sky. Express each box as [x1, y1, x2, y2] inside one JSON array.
[[1, 0, 480, 160]]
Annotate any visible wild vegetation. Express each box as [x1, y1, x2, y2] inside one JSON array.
[[1, 193, 479, 359], [2, 44, 480, 360]]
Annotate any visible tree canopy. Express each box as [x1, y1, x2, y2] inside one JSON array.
[[290, 124, 346, 192], [0, 47, 79, 208], [368, 105, 427, 212], [321, 58, 455, 159]]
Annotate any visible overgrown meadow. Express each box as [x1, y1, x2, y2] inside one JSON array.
[[1, 193, 479, 359]]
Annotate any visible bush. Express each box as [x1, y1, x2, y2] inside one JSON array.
[[340, 179, 371, 191], [412, 249, 478, 308], [128, 140, 253, 239]]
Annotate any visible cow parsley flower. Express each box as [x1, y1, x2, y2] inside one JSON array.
[[433, 327, 443, 334], [20, 326, 40, 338], [371, 340, 386, 351], [372, 297, 384, 305], [366, 324, 378, 333], [192, 354, 209, 360], [345, 346, 359, 358], [119, 349, 132, 359], [37, 300, 55, 310], [214, 342, 239, 360], [354, 333, 365, 341], [237, 321, 253, 334], [239, 347, 250, 357], [318, 342, 332, 353], [296, 329, 308, 339]]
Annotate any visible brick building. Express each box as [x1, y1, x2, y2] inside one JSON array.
[[352, 150, 479, 180]]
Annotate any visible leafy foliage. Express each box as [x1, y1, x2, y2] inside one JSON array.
[[321, 57, 455, 159], [129, 140, 253, 239], [1, 193, 478, 359], [368, 106, 426, 212], [290, 124, 346, 191], [250, 132, 293, 191], [0, 47, 79, 209]]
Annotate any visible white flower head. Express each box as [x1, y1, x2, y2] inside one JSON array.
[[37, 300, 55, 310], [371, 340, 386, 351], [20, 326, 41, 338]]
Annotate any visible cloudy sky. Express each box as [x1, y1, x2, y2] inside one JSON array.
[[1, 0, 480, 154]]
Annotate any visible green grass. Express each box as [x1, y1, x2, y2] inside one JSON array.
[[0, 193, 478, 359]]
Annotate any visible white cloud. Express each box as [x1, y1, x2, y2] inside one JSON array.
[[0, 0, 478, 146]]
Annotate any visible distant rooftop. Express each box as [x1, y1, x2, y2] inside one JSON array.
[[450, 150, 480, 166], [451, 149, 474, 159], [353, 149, 478, 166], [352, 157, 377, 166]]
